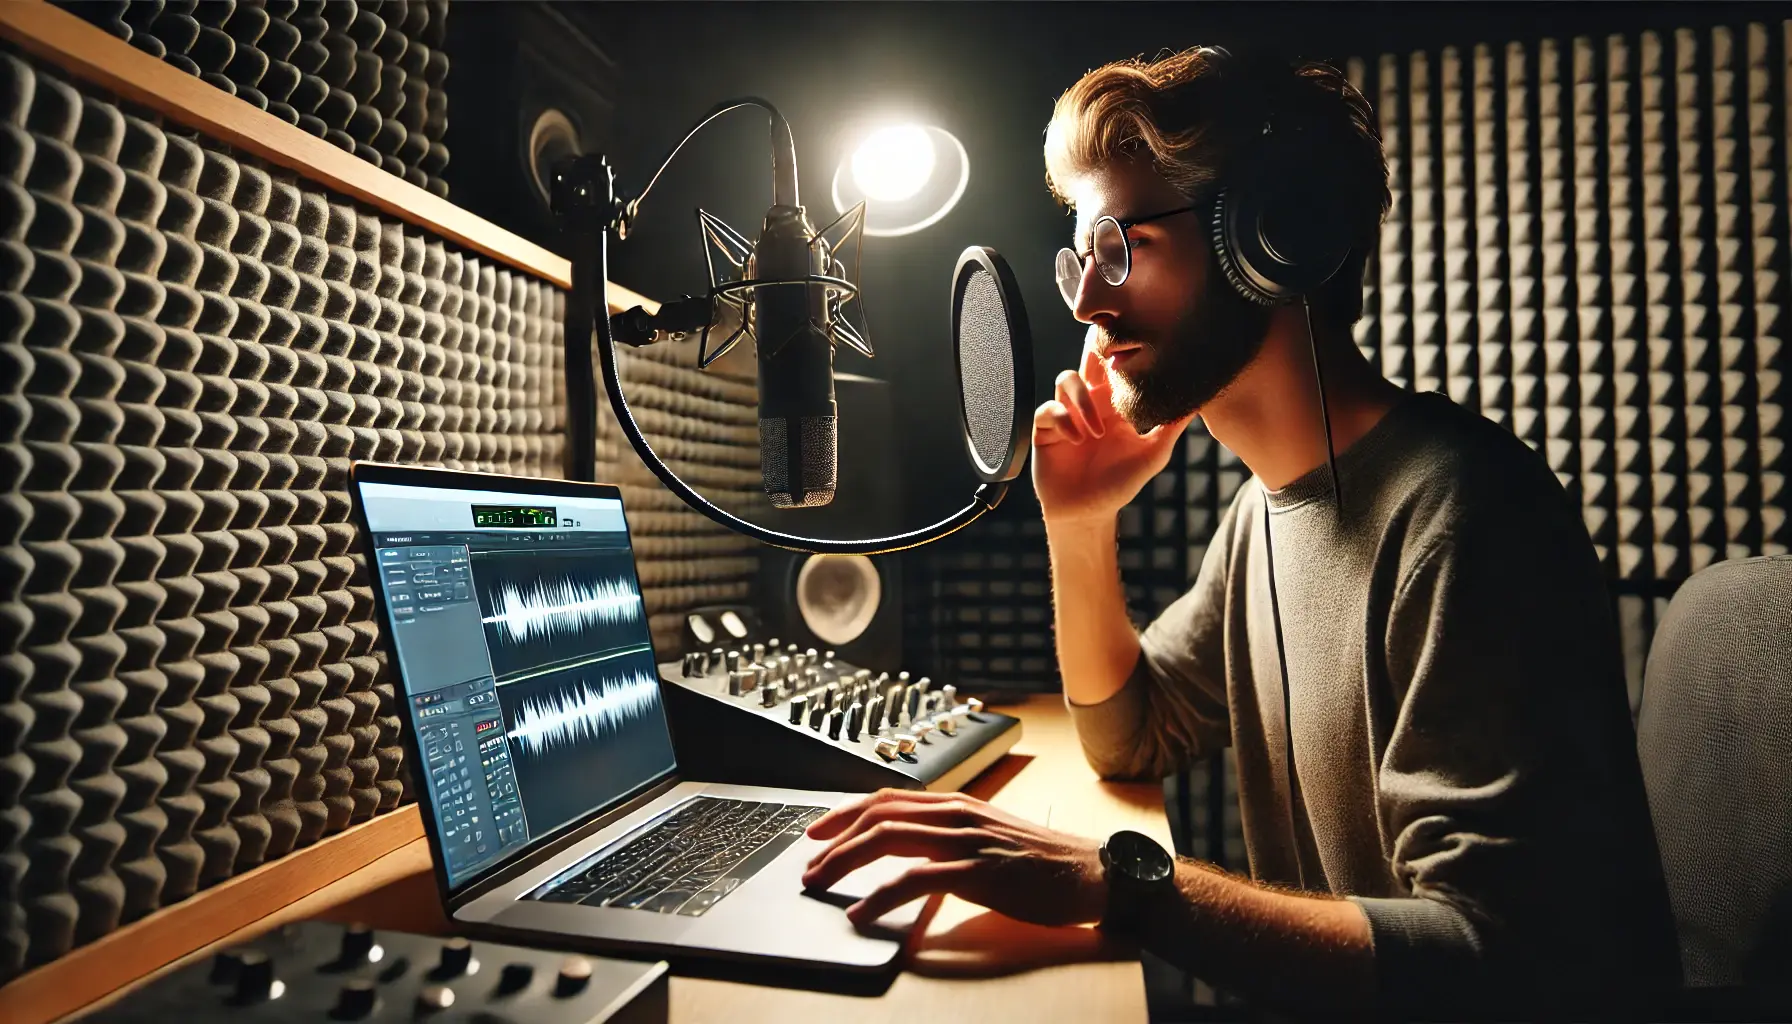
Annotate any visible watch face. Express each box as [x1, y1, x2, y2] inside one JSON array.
[[1106, 830, 1173, 884]]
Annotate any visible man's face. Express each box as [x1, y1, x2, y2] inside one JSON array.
[[1063, 159, 1273, 431]]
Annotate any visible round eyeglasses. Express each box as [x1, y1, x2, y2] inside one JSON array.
[[1054, 204, 1201, 308]]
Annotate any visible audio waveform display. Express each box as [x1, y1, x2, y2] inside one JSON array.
[[499, 655, 677, 837], [471, 548, 650, 681], [483, 575, 644, 647], [507, 667, 661, 759]]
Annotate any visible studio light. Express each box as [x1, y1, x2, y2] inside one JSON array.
[[850, 124, 936, 202], [832, 122, 970, 237]]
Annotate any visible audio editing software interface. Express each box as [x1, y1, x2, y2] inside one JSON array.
[[358, 482, 678, 889]]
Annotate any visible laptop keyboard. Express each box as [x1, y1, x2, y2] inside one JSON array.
[[529, 797, 829, 917]]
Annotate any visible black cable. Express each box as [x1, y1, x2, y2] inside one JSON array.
[[631, 96, 799, 224], [1262, 497, 1306, 891], [1303, 298, 1343, 520]]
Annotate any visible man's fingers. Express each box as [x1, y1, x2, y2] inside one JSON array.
[[1032, 399, 1084, 445], [1054, 370, 1104, 439], [805, 798, 982, 869], [802, 822, 982, 891], [1081, 343, 1111, 393], [804, 788, 968, 841], [846, 859, 980, 928]]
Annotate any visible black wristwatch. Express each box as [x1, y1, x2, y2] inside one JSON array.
[[1098, 829, 1175, 935]]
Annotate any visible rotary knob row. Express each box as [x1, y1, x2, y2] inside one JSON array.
[[207, 930, 597, 1018]]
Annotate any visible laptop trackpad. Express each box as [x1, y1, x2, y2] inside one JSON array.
[[800, 853, 930, 930]]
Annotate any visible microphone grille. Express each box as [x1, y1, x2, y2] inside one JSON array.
[[760, 415, 838, 508]]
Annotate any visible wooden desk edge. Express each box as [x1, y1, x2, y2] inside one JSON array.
[[0, 806, 427, 1023], [0, 0, 656, 314]]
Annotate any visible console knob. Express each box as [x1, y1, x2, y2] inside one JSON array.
[[786, 642, 799, 654], [340, 923, 375, 964], [968, 697, 984, 714], [895, 734, 918, 755], [760, 685, 778, 708], [725, 650, 742, 673], [752, 642, 766, 662], [942, 684, 957, 708], [233, 949, 279, 1003], [898, 670, 910, 683], [912, 719, 935, 741], [767, 636, 781, 650], [437, 937, 474, 977], [934, 714, 958, 736], [854, 668, 872, 681], [681, 653, 696, 678], [789, 694, 807, 725], [711, 646, 724, 667], [808, 700, 826, 730], [727, 670, 749, 697], [555, 956, 593, 997], [334, 978, 378, 1019], [874, 737, 900, 761], [915, 676, 932, 694], [845, 701, 865, 741], [415, 985, 455, 1015], [827, 708, 844, 739], [496, 961, 535, 995], [866, 695, 885, 732], [824, 649, 836, 660]]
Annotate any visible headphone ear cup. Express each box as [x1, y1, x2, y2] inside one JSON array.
[[1210, 146, 1354, 306], [1211, 187, 1283, 306]]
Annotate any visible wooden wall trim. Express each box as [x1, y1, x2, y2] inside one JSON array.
[[0, 0, 657, 314], [0, 807, 426, 1024]]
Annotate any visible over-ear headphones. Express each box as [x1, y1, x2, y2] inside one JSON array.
[[1198, 48, 1356, 306]]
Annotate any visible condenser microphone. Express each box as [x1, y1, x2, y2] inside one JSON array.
[[556, 96, 1035, 554], [752, 205, 838, 508]]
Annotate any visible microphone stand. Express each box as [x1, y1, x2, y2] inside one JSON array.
[[552, 99, 1008, 555]]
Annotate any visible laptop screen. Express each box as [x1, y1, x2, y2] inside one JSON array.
[[356, 476, 677, 891]]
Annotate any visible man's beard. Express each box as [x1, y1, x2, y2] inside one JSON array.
[[1106, 271, 1275, 432]]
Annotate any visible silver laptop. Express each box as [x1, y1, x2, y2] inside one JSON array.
[[348, 462, 922, 973]]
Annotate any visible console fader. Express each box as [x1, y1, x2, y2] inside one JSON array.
[[658, 637, 1021, 794]]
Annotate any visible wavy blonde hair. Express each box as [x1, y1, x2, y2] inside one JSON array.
[[1043, 46, 1390, 325]]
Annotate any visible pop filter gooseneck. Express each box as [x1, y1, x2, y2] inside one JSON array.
[[553, 99, 1033, 555]]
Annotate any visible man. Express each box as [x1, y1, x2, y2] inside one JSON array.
[[801, 46, 1679, 1015]]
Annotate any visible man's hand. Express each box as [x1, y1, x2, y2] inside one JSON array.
[[1032, 343, 1196, 527], [801, 789, 1108, 930]]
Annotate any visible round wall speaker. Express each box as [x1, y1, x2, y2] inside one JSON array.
[[795, 553, 883, 647]]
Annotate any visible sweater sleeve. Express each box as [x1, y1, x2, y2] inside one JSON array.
[[1064, 488, 1240, 781], [1351, 496, 1680, 1014]]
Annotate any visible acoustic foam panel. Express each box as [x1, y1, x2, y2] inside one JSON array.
[[0, 45, 764, 981], [59, 0, 448, 198]]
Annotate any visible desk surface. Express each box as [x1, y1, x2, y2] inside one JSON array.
[[56, 695, 1171, 1023]]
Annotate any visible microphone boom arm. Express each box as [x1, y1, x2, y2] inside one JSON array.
[[554, 132, 1008, 555]]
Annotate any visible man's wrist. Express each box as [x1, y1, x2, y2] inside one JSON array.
[[1045, 514, 1119, 550]]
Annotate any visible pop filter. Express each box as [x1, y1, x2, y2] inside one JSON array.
[[952, 247, 1033, 485]]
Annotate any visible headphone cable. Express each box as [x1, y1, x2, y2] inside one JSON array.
[[1303, 298, 1343, 520]]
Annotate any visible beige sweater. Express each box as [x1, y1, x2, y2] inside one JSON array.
[[1067, 390, 1679, 1013]]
